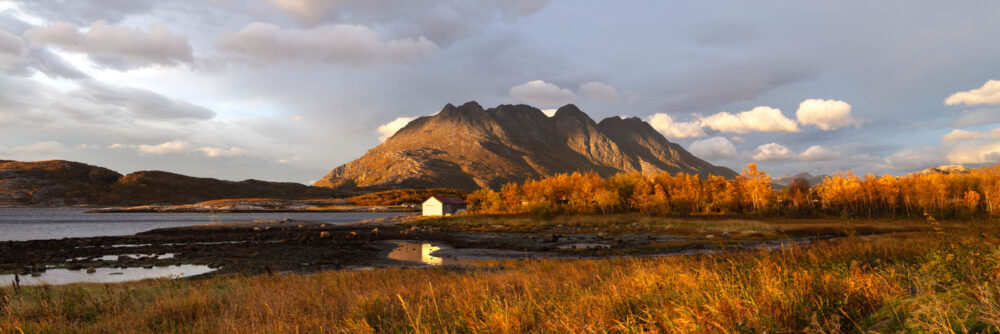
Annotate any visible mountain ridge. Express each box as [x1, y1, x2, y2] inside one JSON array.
[[316, 102, 737, 191], [0, 160, 342, 206]]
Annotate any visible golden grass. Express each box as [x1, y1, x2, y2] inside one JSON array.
[[2, 228, 999, 332]]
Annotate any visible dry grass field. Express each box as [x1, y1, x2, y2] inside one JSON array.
[[2, 217, 999, 333]]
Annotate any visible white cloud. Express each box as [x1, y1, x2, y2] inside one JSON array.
[[795, 99, 859, 131], [752, 142, 795, 161], [700, 106, 799, 133], [647, 113, 706, 139], [944, 139, 1000, 164], [798, 145, 840, 161], [577, 81, 620, 102], [198, 146, 249, 157], [376, 116, 416, 142], [0, 141, 64, 156], [945, 79, 1000, 106], [689, 137, 738, 160], [24, 21, 193, 70], [729, 136, 746, 144], [216, 23, 439, 66], [942, 129, 987, 142], [508, 80, 577, 107], [137, 140, 189, 155]]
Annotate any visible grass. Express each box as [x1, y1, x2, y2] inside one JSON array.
[[2, 219, 999, 332], [409, 214, 930, 238]]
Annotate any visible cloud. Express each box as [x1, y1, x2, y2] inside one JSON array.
[[647, 113, 706, 139], [376, 116, 416, 142], [690, 21, 755, 46], [198, 146, 250, 157], [577, 81, 620, 102], [216, 22, 438, 66], [729, 136, 746, 144], [24, 21, 193, 70], [950, 107, 1000, 128], [75, 80, 217, 120], [660, 58, 820, 111], [508, 80, 577, 107], [0, 141, 64, 156], [14, 0, 160, 25], [798, 145, 840, 161], [945, 79, 1000, 106], [942, 129, 987, 142], [0, 28, 28, 72], [137, 140, 189, 155], [752, 142, 795, 161], [541, 109, 557, 117], [689, 137, 738, 160], [944, 139, 1000, 164], [260, 0, 550, 45], [700, 106, 799, 133], [795, 99, 860, 131]]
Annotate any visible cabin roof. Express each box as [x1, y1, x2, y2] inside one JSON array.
[[428, 196, 466, 205]]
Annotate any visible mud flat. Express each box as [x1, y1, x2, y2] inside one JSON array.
[[1, 214, 906, 285]]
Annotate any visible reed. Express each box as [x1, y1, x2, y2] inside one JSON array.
[[1, 227, 998, 332]]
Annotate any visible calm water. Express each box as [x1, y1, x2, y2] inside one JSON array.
[[0, 208, 405, 241], [0, 265, 216, 286]]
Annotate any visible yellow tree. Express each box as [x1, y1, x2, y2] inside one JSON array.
[[738, 163, 772, 212]]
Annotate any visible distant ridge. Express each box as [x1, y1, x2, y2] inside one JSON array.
[[316, 102, 737, 191], [0, 160, 341, 206]]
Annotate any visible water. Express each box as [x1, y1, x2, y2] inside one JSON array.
[[386, 241, 479, 266], [0, 265, 216, 286], [0, 208, 405, 241]]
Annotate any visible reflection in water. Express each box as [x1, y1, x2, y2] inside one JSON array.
[[0, 265, 216, 286], [388, 242, 444, 265], [387, 241, 486, 266]]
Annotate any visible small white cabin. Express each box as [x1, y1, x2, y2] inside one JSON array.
[[422, 196, 467, 216]]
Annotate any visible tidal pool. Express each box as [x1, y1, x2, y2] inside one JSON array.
[[386, 241, 480, 266], [1, 265, 215, 286]]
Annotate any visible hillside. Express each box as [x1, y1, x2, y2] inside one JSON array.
[[978, 163, 1000, 175], [0, 160, 342, 206], [315, 102, 736, 190], [772, 172, 827, 189]]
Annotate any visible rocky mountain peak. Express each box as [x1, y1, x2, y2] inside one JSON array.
[[316, 102, 737, 190]]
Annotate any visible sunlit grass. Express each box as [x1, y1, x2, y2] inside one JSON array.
[[2, 225, 998, 332]]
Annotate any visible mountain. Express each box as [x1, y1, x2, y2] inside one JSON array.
[[910, 165, 972, 177], [978, 163, 1000, 175], [315, 102, 737, 191], [771, 172, 827, 189], [0, 160, 341, 206]]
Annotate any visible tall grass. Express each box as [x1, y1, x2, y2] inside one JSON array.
[[2, 230, 998, 332]]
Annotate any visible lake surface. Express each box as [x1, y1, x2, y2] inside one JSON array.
[[0, 265, 216, 286], [0, 208, 405, 241]]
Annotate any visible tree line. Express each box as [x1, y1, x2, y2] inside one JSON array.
[[465, 163, 1000, 219]]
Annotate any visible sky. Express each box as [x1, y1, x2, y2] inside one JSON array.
[[1, 0, 999, 184]]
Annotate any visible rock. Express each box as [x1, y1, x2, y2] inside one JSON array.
[[86, 267, 96, 274], [312, 102, 736, 190], [543, 234, 560, 242], [319, 231, 330, 238], [370, 228, 380, 237]]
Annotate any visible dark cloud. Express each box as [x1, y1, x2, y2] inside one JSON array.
[[259, 0, 551, 45], [24, 21, 193, 70], [74, 80, 216, 120], [659, 58, 821, 112], [216, 22, 438, 65]]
